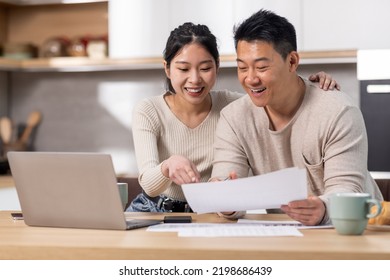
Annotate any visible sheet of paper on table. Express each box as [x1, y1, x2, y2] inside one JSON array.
[[237, 219, 334, 229], [182, 167, 307, 214], [147, 223, 303, 237]]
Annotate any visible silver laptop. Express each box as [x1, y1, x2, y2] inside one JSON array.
[[7, 151, 162, 230]]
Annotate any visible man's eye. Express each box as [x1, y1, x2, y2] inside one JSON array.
[[257, 66, 268, 71]]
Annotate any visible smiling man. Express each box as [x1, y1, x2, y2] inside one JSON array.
[[210, 9, 383, 226]]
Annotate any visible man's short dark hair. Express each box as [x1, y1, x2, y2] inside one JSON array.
[[233, 9, 297, 60]]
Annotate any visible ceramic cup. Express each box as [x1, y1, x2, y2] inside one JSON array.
[[329, 193, 382, 235], [117, 182, 128, 210]]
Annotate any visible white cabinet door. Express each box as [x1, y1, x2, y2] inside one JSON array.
[[108, 0, 302, 58], [109, 0, 235, 58], [302, 0, 390, 50], [355, 0, 390, 49], [167, 0, 303, 55], [109, 0, 171, 58], [168, 0, 235, 55], [109, 0, 390, 58]]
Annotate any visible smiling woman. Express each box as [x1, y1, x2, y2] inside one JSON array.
[[126, 23, 243, 213], [163, 43, 215, 128]]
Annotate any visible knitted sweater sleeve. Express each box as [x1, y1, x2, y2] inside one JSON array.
[[132, 99, 170, 197]]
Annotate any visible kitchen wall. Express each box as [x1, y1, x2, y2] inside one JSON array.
[[7, 63, 357, 176], [0, 72, 7, 115]]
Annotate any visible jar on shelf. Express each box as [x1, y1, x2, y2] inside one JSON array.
[[68, 38, 87, 57], [40, 37, 70, 58]]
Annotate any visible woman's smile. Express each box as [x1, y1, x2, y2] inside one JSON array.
[[185, 87, 205, 96]]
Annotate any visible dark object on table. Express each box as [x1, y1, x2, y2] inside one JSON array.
[[164, 215, 192, 223]]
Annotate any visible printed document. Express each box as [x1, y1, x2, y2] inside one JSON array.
[[147, 223, 303, 237], [182, 167, 307, 214]]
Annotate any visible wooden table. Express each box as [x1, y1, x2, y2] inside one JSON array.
[[1, 211, 389, 260], [0, 175, 14, 188]]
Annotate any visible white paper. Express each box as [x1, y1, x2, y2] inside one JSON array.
[[147, 223, 218, 232], [147, 223, 303, 237], [237, 219, 334, 229], [182, 167, 307, 214], [178, 224, 303, 237]]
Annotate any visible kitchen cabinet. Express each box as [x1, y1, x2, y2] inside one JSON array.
[[109, 0, 235, 58], [0, 0, 360, 71], [302, 0, 390, 50], [0, 1, 108, 54], [109, 0, 303, 58], [108, 0, 169, 59], [169, 0, 234, 55], [112, 0, 390, 56]]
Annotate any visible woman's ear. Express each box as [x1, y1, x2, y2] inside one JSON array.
[[164, 61, 170, 78]]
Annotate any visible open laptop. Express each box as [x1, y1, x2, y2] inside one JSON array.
[[7, 151, 162, 230]]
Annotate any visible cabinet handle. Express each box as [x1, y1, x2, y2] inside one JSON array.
[[367, 85, 390, 94]]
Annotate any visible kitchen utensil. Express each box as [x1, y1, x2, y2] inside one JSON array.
[[0, 117, 12, 144], [19, 111, 42, 145]]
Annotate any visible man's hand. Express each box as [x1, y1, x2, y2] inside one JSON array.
[[280, 196, 326, 226], [209, 171, 238, 182], [211, 171, 238, 216]]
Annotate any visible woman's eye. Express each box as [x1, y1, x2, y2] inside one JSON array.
[[178, 68, 189, 72], [201, 67, 212, 71]]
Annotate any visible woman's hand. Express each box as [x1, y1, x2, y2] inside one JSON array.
[[308, 71, 341, 91], [161, 155, 201, 185]]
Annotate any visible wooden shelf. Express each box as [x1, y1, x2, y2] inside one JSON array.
[[0, 50, 357, 72], [298, 49, 357, 65], [0, 56, 164, 72]]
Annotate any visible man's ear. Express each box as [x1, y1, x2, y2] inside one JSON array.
[[164, 61, 170, 78], [288, 51, 300, 72]]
